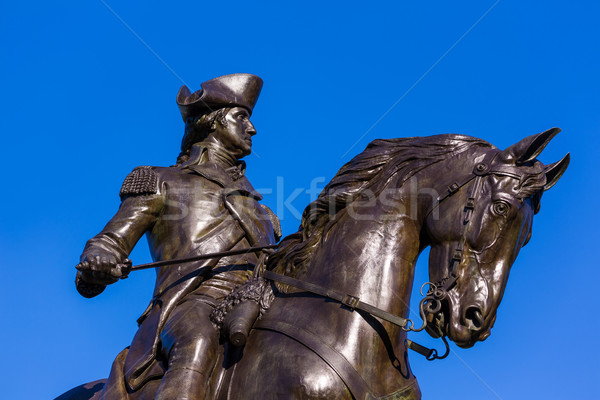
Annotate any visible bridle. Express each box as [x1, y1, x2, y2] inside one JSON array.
[[389, 149, 499, 359], [419, 150, 502, 314], [407, 148, 534, 357]]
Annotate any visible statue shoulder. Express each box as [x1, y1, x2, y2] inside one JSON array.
[[119, 166, 161, 200]]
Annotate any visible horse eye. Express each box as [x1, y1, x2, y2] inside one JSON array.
[[492, 201, 510, 216]]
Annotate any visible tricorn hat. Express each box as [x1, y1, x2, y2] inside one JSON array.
[[176, 73, 263, 121]]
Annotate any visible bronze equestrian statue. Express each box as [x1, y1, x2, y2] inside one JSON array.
[[59, 75, 569, 400], [71, 74, 280, 400]]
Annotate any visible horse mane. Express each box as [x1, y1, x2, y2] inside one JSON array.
[[267, 134, 492, 282]]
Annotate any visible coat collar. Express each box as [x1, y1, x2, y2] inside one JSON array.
[[182, 146, 262, 200]]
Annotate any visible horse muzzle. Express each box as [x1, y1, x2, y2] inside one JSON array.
[[447, 301, 493, 348]]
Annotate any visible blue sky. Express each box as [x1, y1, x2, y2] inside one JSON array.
[[1, 1, 598, 399]]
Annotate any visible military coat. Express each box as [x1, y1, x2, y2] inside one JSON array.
[[77, 152, 278, 389]]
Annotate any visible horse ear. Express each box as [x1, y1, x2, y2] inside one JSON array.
[[503, 127, 561, 164], [544, 153, 570, 190]]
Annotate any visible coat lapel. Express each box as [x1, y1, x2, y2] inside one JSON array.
[[185, 162, 263, 200]]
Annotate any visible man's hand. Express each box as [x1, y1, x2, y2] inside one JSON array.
[[75, 253, 132, 285]]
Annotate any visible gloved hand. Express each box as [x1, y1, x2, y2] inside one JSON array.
[[75, 252, 132, 286]]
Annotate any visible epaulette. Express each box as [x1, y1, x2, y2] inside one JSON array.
[[119, 166, 158, 200]]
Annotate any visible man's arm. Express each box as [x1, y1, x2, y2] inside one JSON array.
[[76, 166, 164, 297]]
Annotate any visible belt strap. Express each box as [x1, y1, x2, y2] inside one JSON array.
[[254, 319, 375, 400], [263, 270, 409, 328]]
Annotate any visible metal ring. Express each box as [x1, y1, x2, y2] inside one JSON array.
[[420, 282, 436, 296], [425, 298, 442, 314], [433, 288, 446, 300]]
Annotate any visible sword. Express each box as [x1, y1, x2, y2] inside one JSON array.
[[128, 244, 279, 272]]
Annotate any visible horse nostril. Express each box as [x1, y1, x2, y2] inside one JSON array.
[[464, 306, 484, 331]]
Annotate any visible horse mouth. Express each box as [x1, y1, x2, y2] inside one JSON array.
[[448, 308, 493, 348], [422, 298, 491, 348], [424, 308, 448, 339]]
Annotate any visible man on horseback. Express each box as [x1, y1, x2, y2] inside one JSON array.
[[75, 73, 280, 400]]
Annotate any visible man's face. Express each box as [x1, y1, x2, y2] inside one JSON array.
[[212, 107, 256, 159]]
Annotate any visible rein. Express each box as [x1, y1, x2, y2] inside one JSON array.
[[262, 268, 448, 361]]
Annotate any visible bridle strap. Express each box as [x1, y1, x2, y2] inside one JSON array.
[[254, 318, 377, 400], [262, 269, 448, 361], [263, 270, 410, 328], [442, 173, 484, 291], [420, 150, 504, 316], [425, 149, 501, 218], [421, 150, 501, 290]]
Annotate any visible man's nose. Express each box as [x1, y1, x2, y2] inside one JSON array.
[[247, 123, 257, 136]]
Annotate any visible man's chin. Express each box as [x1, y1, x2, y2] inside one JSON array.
[[240, 147, 252, 158]]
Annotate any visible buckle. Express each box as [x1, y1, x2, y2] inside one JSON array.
[[465, 197, 475, 210], [441, 274, 458, 291], [447, 183, 459, 194], [342, 294, 360, 309], [452, 249, 463, 262]]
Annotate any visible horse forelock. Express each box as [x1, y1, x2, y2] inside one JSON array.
[[512, 161, 547, 214], [267, 134, 492, 284]]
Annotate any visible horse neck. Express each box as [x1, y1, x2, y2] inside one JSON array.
[[299, 182, 425, 393], [305, 179, 424, 315]]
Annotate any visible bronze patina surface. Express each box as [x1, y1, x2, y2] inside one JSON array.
[[59, 75, 569, 400]]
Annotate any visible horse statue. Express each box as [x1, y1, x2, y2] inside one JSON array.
[[58, 130, 569, 400]]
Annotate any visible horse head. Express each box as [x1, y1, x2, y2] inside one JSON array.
[[422, 128, 569, 348]]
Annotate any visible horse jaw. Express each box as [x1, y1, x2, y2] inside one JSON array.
[[425, 246, 510, 349]]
